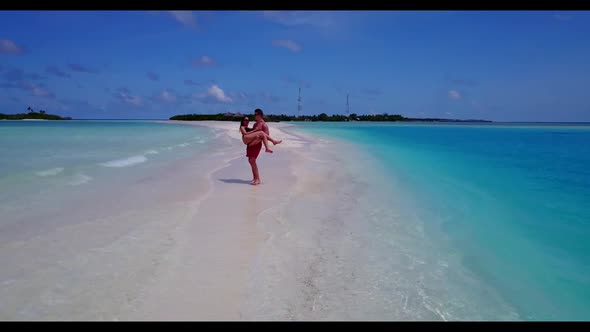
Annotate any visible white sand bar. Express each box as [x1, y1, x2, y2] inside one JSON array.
[[126, 121, 304, 320]]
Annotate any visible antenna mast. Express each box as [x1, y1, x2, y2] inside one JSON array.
[[297, 87, 302, 117], [346, 93, 350, 115]]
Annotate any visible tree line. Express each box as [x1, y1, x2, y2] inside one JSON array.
[[0, 107, 72, 120], [169, 112, 491, 123]]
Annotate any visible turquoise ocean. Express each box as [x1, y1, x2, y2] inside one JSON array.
[[0, 120, 221, 240], [294, 122, 590, 320]]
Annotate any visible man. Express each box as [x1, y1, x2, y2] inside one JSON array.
[[246, 108, 269, 185]]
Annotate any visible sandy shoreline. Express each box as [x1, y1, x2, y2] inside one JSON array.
[[130, 121, 412, 320], [120, 120, 394, 320], [121, 121, 306, 320]]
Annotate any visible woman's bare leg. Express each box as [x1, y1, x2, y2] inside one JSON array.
[[249, 137, 262, 146], [260, 132, 281, 145], [242, 131, 282, 145], [259, 133, 273, 153], [251, 132, 282, 145], [243, 132, 281, 150], [245, 133, 272, 152], [242, 135, 257, 145], [268, 136, 282, 145]]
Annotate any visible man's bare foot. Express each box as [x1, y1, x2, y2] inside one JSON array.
[[250, 179, 261, 185], [265, 149, 273, 153]]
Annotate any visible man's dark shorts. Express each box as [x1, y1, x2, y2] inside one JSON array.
[[246, 142, 262, 158]]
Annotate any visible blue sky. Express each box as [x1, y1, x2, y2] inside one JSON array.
[[1, 10, 589, 121]]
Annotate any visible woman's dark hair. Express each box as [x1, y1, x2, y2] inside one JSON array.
[[240, 116, 249, 128]]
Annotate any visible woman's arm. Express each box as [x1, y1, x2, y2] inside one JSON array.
[[240, 126, 249, 135]]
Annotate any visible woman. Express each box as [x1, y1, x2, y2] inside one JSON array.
[[239, 117, 281, 153]]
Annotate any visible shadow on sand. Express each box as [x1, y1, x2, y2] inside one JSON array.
[[218, 178, 252, 185]]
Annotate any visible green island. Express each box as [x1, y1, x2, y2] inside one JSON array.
[[170, 112, 492, 123], [0, 107, 72, 120]]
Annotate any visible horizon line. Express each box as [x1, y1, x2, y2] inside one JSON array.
[[31, 119, 590, 124]]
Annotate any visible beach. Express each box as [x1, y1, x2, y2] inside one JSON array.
[[0, 120, 358, 320], [121, 121, 396, 320], [1, 120, 589, 320], [124, 121, 307, 320]]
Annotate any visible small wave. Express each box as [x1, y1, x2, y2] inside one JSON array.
[[177, 143, 189, 147], [100, 155, 148, 168], [68, 173, 92, 186], [35, 167, 65, 177], [145, 150, 159, 155]]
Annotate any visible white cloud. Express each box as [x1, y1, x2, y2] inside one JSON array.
[[18, 82, 55, 99], [262, 11, 334, 28], [448, 90, 461, 100], [157, 90, 177, 103], [116, 90, 143, 107], [194, 84, 233, 104], [272, 39, 302, 53], [228, 91, 250, 104], [208, 85, 232, 103], [168, 11, 196, 27], [0, 39, 25, 55], [31, 86, 52, 98], [193, 55, 216, 67]]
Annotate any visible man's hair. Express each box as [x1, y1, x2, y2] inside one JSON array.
[[254, 108, 264, 117]]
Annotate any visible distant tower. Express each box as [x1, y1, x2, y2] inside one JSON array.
[[297, 87, 302, 117], [346, 93, 350, 115]]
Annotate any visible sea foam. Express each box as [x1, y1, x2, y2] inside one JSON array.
[[35, 167, 65, 177], [100, 155, 148, 168], [67, 173, 93, 186]]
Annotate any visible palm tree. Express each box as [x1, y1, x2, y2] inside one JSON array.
[[40, 110, 46, 114], [27, 106, 34, 113]]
